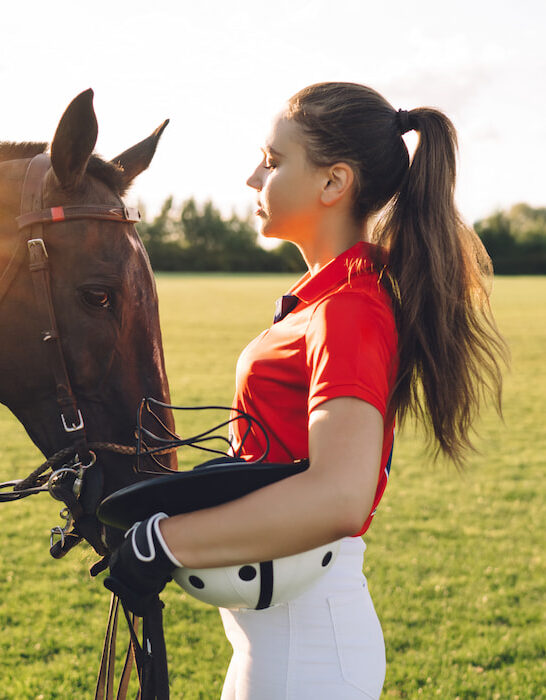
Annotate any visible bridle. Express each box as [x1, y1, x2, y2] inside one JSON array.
[[15, 153, 141, 443], [0, 153, 177, 699], [0, 153, 142, 559], [0, 157, 273, 699]]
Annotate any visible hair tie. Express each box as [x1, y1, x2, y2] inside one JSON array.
[[396, 109, 412, 135]]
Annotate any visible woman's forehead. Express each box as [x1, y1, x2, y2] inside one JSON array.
[[264, 113, 303, 154]]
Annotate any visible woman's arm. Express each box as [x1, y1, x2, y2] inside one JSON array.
[[159, 396, 384, 568]]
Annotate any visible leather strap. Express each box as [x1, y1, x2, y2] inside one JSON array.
[[0, 154, 51, 304], [95, 596, 170, 699], [95, 594, 120, 700], [18, 155, 88, 456], [17, 204, 140, 230], [116, 617, 139, 700], [95, 597, 140, 700], [27, 232, 88, 449], [124, 599, 170, 700]]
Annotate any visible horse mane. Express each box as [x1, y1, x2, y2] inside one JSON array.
[[0, 142, 48, 161], [0, 141, 128, 195]]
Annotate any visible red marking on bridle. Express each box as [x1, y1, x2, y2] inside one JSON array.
[[51, 206, 65, 222]]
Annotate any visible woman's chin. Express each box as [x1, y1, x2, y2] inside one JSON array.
[[258, 222, 277, 239], [258, 221, 287, 241]]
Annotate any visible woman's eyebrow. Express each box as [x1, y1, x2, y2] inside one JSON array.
[[261, 145, 283, 158]]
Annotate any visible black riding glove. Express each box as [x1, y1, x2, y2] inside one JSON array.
[[104, 512, 182, 616]]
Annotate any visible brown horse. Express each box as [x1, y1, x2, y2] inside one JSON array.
[[0, 90, 176, 562]]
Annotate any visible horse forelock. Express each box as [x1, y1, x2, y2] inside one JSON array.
[[0, 142, 128, 196], [86, 155, 128, 196]]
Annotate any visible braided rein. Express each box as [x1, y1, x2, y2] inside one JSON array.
[[0, 441, 173, 502]]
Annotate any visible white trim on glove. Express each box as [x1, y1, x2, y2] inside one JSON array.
[[127, 512, 183, 568]]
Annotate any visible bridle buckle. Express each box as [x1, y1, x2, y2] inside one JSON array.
[[61, 409, 84, 433], [27, 237, 49, 258]]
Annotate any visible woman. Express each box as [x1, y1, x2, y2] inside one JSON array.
[[106, 82, 506, 698]]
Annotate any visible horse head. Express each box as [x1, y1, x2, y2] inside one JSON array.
[[0, 89, 176, 561]]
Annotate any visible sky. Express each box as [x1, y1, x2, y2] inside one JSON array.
[[1, 0, 545, 228]]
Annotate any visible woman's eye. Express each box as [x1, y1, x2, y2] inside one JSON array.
[[264, 160, 277, 170], [80, 288, 113, 310]]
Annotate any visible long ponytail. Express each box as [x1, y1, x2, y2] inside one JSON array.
[[376, 108, 507, 464], [287, 83, 508, 466]]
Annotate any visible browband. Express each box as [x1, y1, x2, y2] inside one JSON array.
[[16, 205, 141, 231]]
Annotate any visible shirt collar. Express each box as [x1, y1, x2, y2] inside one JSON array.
[[287, 241, 387, 304]]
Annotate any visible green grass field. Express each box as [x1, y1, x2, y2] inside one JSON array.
[[0, 275, 544, 699]]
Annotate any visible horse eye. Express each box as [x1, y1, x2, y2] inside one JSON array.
[[80, 287, 113, 310]]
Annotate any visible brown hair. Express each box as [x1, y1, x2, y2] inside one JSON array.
[[286, 82, 508, 466]]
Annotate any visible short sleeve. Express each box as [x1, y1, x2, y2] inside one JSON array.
[[305, 290, 397, 417]]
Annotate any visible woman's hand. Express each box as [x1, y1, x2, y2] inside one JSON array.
[[104, 512, 182, 616]]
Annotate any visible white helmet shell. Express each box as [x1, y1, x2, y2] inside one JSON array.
[[173, 539, 341, 609]]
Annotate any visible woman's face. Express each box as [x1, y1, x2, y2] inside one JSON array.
[[247, 114, 327, 242]]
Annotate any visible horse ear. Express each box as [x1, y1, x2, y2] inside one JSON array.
[[110, 120, 169, 188], [51, 89, 98, 191]]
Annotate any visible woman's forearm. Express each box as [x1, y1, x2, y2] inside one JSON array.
[[159, 469, 352, 569], [159, 397, 383, 568]]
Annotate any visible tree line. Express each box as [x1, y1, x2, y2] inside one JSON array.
[[474, 203, 546, 274], [137, 198, 546, 274], [137, 198, 306, 273]]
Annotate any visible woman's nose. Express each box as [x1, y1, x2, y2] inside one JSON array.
[[246, 165, 262, 190]]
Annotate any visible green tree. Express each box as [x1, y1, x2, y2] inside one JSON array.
[[137, 197, 187, 270], [475, 204, 546, 274], [137, 196, 308, 272]]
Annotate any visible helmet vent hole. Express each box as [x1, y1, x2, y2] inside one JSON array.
[[238, 565, 257, 581], [322, 551, 333, 567], [189, 575, 205, 589]]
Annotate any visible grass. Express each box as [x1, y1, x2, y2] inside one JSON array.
[[0, 274, 544, 699]]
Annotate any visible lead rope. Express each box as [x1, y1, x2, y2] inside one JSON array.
[[96, 594, 169, 700], [95, 594, 120, 700], [95, 595, 140, 700], [11, 442, 138, 494], [116, 614, 140, 700]]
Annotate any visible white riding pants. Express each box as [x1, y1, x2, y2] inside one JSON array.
[[219, 537, 385, 700]]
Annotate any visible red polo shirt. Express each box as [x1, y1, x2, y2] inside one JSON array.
[[231, 241, 398, 535]]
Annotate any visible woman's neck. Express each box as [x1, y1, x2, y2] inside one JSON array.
[[297, 217, 368, 274]]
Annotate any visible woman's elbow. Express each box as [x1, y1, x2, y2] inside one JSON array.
[[327, 489, 373, 539]]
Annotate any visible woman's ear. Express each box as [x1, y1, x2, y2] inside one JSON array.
[[320, 163, 355, 207]]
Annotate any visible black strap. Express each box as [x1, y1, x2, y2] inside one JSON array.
[[120, 599, 170, 700], [142, 599, 170, 699], [256, 561, 274, 609]]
